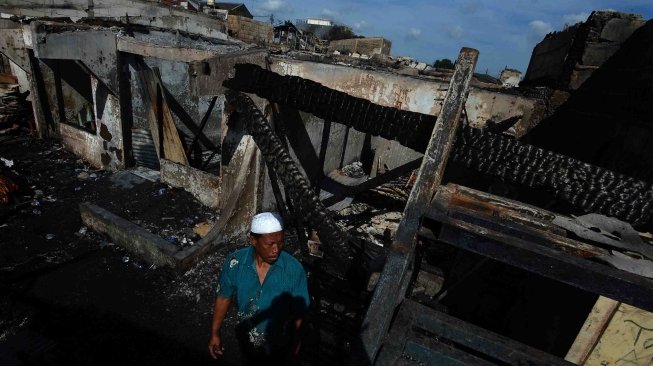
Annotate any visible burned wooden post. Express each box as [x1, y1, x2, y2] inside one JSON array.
[[135, 67, 188, 165], [355, 47, 479, 364]]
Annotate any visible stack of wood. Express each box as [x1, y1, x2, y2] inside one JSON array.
[[0, 86, 32, 135]]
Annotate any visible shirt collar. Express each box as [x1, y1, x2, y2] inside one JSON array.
[[243, 245, 286, 269]]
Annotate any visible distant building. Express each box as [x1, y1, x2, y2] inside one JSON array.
[[305, 18, 333, 27], [296, 18, 335, 39], [161, 0, 200, 11], [328, 37, 391, 56], [202, 2, 253, 18], [274, 22, 325, 52]]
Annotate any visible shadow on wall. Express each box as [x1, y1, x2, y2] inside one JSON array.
[[525, 19, 653, 182]]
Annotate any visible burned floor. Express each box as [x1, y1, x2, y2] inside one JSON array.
[[1, 2, 653, 366]]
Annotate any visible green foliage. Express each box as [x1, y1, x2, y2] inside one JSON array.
[[327, 25, 357, 41], [433, 58, 454, 69]]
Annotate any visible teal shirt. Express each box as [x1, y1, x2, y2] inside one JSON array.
[[216, 246, 310, 348]]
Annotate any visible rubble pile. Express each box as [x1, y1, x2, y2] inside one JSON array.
[[335, 203, 401, 247], [0, 86, 32, 135], [0, 173, 18, 204]]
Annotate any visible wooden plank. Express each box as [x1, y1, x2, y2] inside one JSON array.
[[135, 68, 188, 165], [420, 219, 653, 312], [357, 48, 479, 364], [566, 296, 620, 365], [179, 138, 257, 265], [581, 302, 653, 365], [402, 339, 497, 366], [427, 185, 609, 259], [404, 299, 574, 366]]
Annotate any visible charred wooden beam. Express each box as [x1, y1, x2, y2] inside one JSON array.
[[418, 219, 653, 312], [400, 299, 575, 366], [356, 47, 479, 364], [224, 90, 352, 268], [223, 64, 653, 227]]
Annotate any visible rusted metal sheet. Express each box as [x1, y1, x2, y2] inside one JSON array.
[[357, 47, 479, 364]]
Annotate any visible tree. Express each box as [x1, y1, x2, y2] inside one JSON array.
[[433, 58, 454, 69], [327, 25, 357, 41]]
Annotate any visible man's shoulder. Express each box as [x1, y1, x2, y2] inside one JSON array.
[[230, 246, 251, 258], [279, 251, 305, 273], [224, 247, 251, 267]]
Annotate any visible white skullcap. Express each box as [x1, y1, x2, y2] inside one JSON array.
[[250, 212, 283, 234]]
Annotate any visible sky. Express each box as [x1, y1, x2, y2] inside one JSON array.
[[240, 0, 653, 76]]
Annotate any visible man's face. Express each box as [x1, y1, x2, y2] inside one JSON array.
[[250, 231, 284, 264]]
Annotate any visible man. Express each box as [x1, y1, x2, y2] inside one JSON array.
[[208, 212, 310, 364]]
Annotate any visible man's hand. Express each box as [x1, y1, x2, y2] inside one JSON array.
[[209, 296, 231, 359], [208, 334, 223, 359]]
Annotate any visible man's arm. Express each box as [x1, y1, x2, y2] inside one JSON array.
[[291, 318, 304, 357], [208, 296, 231, 359], [289, 265, 310, 360]]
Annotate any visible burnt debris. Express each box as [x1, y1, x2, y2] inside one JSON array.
[[224, 90, 352, 267], [224, 64, 653, 226]]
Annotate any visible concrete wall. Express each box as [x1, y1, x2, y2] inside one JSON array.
[[527, 19, 653, 182], [328, 37, 391, 56], [271, 58, 544, 139], [59, 77, 125, 170], [160, 158, 221, 208], [523, 11, 645, 90], [227, 15, 273, 45]]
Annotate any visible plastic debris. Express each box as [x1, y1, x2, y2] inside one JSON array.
[[74, 187, 82, 191], [30, 199, 40, 207], [333, 303, 345, 313], [193, 221, 215, 238], [77, 171, 90, 180], [45, 233, 55, 240], [99, 241, 114, 249], [89, 172, 97, 179], [165, 235, 178, 244], [157, 188, 167, 196], [122, 256, 130, 263], [1, 157, 14, 168], [42, 195, 57, 202]]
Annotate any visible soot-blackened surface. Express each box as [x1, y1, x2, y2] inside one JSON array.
[[0, 134, 244, 365]]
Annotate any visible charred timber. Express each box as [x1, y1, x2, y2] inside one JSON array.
[[224, 64, 653, 226], [224, 90, 352, 266]]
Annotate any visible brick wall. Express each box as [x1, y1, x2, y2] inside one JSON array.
[[227, 15, 273, 45], [328, 37, 391, 56]]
